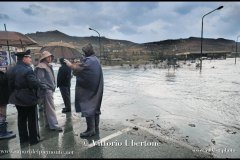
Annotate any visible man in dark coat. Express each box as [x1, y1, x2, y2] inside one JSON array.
[[8, 50, 45, 145], [64, 43, 104, 137], [57, 57, 72, 113], [0, 69, 16, 140]]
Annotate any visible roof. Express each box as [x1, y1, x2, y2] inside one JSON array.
[[176, 51, 231, 56]]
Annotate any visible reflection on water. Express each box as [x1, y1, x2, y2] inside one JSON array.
[[165, 71, 176, 83]]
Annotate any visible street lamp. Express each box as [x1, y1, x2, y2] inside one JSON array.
[[235, 35, 240, 64], [200, 5, 223, 72], [4, 24, 11, 65], [89, 27, 101, 59]]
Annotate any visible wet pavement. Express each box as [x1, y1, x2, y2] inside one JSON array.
[[0, 109, 211, 158]]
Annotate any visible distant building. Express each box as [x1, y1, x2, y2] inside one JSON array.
[[176, 51, 231, 60]]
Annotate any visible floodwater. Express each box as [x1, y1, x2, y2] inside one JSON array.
[[100, 58, 240, 158], [6, 58, 240, 158]]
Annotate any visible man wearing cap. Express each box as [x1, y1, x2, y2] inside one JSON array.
[[64, 43, 104, 137], [8, 50, 44, 145], [34, 51, 62, 131]]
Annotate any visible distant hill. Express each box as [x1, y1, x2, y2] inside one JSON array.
[[26, 30, 236, 61], [26, 30, 137, 51], [27, 30, 76, 44], [140, 37, 235, 53]]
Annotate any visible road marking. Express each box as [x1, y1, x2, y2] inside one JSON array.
[[83, 122, 211, 157], [85, 127, 132, 149], [124, 121, 212, 157]]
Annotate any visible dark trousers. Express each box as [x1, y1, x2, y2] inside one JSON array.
[[16, 105, 39, 143], [59, 86, 71, 109]]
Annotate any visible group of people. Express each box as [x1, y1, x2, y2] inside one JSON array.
[[0, 43, 104, 145]]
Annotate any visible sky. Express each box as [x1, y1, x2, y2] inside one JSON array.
[[0, 1, 240, 43]]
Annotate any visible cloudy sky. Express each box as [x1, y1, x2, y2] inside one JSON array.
[[0, 2, 240, 43]]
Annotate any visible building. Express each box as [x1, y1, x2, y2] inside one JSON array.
[[176, 51, 231, 60]]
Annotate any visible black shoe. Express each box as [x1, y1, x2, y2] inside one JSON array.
[[0, 131, 16, 140], [50, 127, 63, 132], [29, 139, 44, 146], [20, 137, 29, 144], [20, 141, 29, 148], [80, 130, 96, 137], [62, 108, 71, 113], [20, 139, 29, 144]]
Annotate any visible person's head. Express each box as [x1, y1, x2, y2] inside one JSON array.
[[39, 51, 54, 63], [82, 43, 95, 57], [59, 57, 65, 65], [15, 49, 32, 65]]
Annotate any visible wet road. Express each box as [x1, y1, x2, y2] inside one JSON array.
[[1, 58, 240, 158], [0, 112, 211, 158]]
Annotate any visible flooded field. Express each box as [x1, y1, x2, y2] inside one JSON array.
[[6, 58, 240, 158]]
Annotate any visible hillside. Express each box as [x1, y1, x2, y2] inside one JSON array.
[[26, 30, 236, 62], [140, 37, 235, 53], [26, 30, 137, 51]]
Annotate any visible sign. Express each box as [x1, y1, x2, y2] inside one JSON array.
[[0, 51, 17, 72], [0, 51, 8, 66]]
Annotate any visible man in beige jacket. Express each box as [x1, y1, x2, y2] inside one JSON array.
[[35, 51, 62, 131]]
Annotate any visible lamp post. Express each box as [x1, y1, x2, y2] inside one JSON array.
[[4, 24, 12, 65], [235, 35, 240, 64], [200, 6, 223, 72], [89, 27, 101, 59]]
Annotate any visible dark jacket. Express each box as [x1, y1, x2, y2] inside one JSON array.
[[0, 71, 9, 105], [8, 61, 45, 106], [57, 64, 71, 87]]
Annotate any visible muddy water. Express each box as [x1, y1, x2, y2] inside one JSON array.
[[100, 59, 240, 158]]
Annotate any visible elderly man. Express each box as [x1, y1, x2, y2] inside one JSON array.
[[34, 51, 62, 132], [64, 43, 104, 137], [8, 50, 44, 145]]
